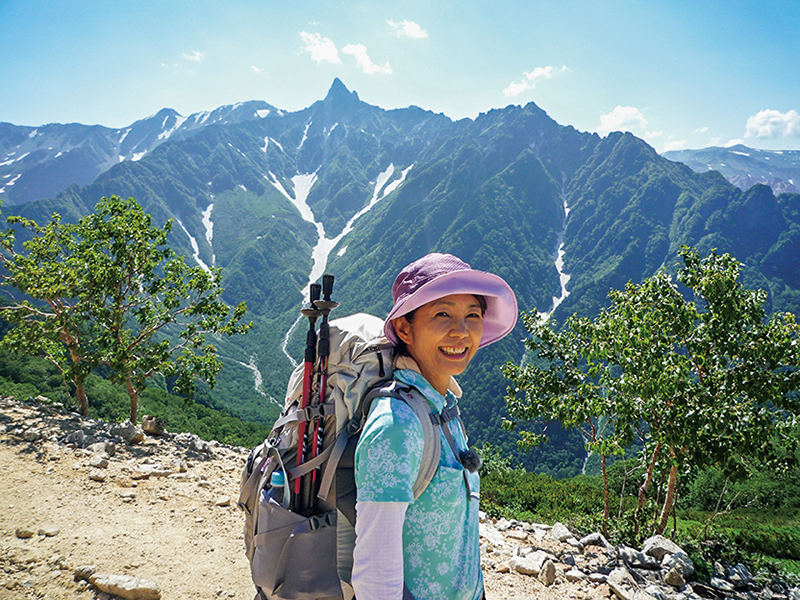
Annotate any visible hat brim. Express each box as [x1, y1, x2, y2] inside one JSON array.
[[384, 270, 518, 349]]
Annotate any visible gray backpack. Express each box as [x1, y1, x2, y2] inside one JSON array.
[[238, 314, 461, 600]]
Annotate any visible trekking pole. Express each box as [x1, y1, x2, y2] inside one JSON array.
[[308, 273, 339, 502], [293, 283, 322, 511]]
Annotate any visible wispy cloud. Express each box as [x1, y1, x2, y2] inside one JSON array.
[[503, 66, 568, 98], [598, 106, 648, 132], [342, 44, 392, 74], [182, 50, 206, 62], [694, 126, 709, 133], [745, 109, 800, 138], [300, 32, 341, 64], [251, 65, 265, 74], [387, 20, 428, 39], [662, 139, 687, 152]]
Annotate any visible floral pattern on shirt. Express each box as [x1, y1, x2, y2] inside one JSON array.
[[354, 369, 483, 600]]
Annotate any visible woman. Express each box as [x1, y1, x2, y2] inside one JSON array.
[[352, 253, 518, 600]]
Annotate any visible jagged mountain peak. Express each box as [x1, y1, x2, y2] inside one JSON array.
[[326, 78, 360, 103]]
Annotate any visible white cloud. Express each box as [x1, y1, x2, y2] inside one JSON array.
[[503, 66, 568, 98], [251, 65, 264, 74], [598, 106, 648, 133], [182, 50, 205, 62], [644, 130, 663, 139], [745, 109, 800, 139], [726, 138, 745, 147], [387, 20, 428, 39], [694, 126, 709, 133], [300, 32, 341, 64], [342, 44, 392, 74], [662, 139, 687, 152]]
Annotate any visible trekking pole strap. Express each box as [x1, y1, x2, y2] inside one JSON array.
[[272, 401, 336, 430], [287, 442, 335, 481]]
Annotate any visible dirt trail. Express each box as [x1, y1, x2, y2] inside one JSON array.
[[0, 398, 589, 599]]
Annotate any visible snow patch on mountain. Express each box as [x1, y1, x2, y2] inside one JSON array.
[[0, 153, 29, 166], [158, 116, 188, 141], [0, 174, 22, 194], [298, 122, 311, 149], [538, 194, 571, 322], [271, 164, 412, 365], [202, 204, 215, 267], [175, 219, 211, 272]]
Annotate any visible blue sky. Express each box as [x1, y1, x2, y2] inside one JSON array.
[[2, 0, 799, 153]]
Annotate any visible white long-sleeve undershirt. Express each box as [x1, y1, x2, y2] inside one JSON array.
[[352, 500, 409, 600]]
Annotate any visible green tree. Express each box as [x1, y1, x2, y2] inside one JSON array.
[[503, 247, 800, 536], [0, 196, 252, 422], [0, 210, 100, 415]]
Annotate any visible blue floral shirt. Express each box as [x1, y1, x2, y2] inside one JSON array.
[[354, 369, 483, 600]]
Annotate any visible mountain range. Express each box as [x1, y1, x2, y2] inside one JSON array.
[[2, 79, 799, 476], [664, 144, 800, 196]]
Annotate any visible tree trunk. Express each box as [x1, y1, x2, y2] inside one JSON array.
[[601, 454, 610, 522], [126, 376, 139, 424], [635, 441, 661, 535], [655, 462, 678, 535], [600, 454, 610, 536], [637, 441, 661, 513], [75, 380, 89, 417]]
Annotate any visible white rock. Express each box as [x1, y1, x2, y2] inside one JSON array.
[[549, 521, 572, 542], [607, 567, 636, 600], [565, 567, 587, 582], [89, 573, 161, 600], [509, 550, 553, 576], [479, 522, 505, 548]]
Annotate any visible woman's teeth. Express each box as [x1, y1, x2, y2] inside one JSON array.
[[440, 347, 466, 356]]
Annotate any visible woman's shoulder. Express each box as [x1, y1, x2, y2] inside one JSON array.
[[363, 394, 425, 433]]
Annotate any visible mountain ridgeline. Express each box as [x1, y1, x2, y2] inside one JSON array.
[[2, 79, 799, 476]]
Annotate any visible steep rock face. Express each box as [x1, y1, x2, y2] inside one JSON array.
[[3, 80, 800, 475]]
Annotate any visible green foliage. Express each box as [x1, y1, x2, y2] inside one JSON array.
[[0, 346, 270, 447], [0, 196, 252, 422], [480, 468, 607, 525], [504, 247, 800, 536]]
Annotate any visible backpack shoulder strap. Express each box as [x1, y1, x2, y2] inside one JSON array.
[[358, 381, 440, 500], [326, 380, 444, 528], [390, 385, 441, 500]]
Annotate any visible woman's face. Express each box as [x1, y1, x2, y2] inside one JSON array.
[[392, 293, 484, 396]]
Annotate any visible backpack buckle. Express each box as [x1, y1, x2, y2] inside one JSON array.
[[308, 512, 336, 530], [303, 405, 324, 421]]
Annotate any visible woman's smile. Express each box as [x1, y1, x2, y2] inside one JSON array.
[[393, 294, 484, 396]]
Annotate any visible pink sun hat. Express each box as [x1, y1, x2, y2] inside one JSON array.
[[384, 253, 518, 349]]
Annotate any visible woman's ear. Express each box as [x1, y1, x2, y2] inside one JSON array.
[[393, 316, 412, 344]]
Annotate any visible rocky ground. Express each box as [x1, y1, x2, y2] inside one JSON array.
[[1, 396, 798, 600]]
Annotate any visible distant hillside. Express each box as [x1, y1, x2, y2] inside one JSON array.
[[663, 144, 800, 195], [2, 80, 799, 476], [0, 101, 280, 206]]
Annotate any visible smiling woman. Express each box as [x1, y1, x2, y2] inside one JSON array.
[[352, 253, 517, 600]]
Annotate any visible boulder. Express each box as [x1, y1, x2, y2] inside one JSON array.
[[642, 535, 684, 560], [111, 421, 145, 445], [538, 559, 557, 586], [142, 415, 165, 436], [89, 573, 161, 600], [510, 550, 554, 576]]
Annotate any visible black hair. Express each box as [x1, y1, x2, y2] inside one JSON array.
[[392, 295, 487, 358]]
